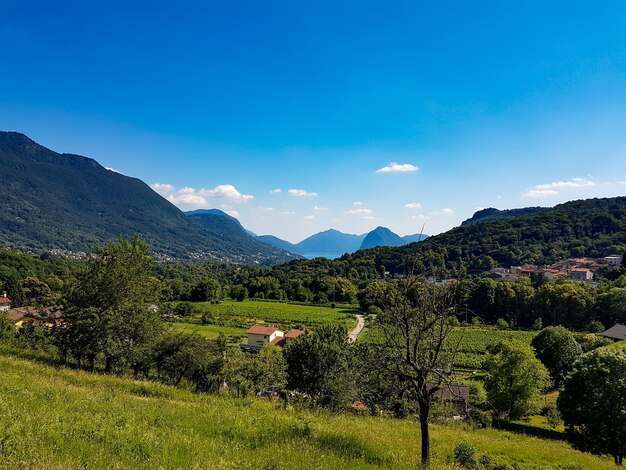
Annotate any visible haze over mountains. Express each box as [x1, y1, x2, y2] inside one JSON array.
[[257, 227, 428, 259]]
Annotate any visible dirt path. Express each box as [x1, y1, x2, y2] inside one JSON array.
[[348, 314, 366, 343]]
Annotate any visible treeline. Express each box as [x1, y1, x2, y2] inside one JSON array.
[[3, 246, 626, 333], [359, 276, 626, 331]]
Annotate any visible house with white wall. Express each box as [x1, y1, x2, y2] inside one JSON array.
[[0, 293, 11, 311]]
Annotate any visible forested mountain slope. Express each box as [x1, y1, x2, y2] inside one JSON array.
[[356, 197, 626, 275], [0, 132, 295, 264]]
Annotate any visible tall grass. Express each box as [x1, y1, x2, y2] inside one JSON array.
[[0, 353, 614, 469]]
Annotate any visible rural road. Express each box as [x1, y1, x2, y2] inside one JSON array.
[[348, 314, 366, 343]]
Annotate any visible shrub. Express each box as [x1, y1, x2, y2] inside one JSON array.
[[367, 305, 382, 316], [586, 320, 604, 333], [532, 318, 543, 331], [467, 409, 493, 429], [495, 318, 509, 330], [453, 442, 477, 469]]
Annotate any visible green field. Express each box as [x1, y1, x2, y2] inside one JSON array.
[[181, 300, 357, 329], [169, 322, 247, 340], [0, 353, 614, 469], [448, 328, 537, 369]]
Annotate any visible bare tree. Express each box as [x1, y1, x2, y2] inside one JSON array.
[[372, 278, 462, 467]]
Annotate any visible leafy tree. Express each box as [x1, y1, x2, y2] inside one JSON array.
[[60, 235, 162, 372], [558, 349, 626, 465], [229, 284, 249, 302], [283, 324, 357, 409], [191, 278, 222, 302], [20, 277, 52, 306], [153, 333, 224, 391], [0, 311, 15, 341], [370, 280, 460, 467], [483, 341, 549, 420], [531, 326, 582, 387], [225, 345, 287, 397], [596, 288, 626, 327]]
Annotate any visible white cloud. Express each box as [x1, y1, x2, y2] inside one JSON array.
[[524, 189, 559, 198], [363, 215, 377, 220], [353, 201, 364, 206], [534, 178, 595, 190], [412, 214, 431, 222], [270, 188, 282, 194], [404, 202, 422, 210], [150, 183, 176, 196], [149, 183, 253, 209], [225, 210, 240, 218], [313, 205, 329, 212], [523, 178, 595, 198], [376, 162, 419, 173], [288, 189, 318, 197], [303, 215, 315, 221], [199, 184, 253, 203], [279, 210, 295, 216], [346, 208, 373, 216], [260, 207, 276, 212], [442, 208, 454, 215], [105, 167, 119, 173]]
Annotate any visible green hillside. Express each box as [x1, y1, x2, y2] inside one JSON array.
[[356, 196, 626, 275], [0, 353, 614, 469], [0, 132, 294, 264]]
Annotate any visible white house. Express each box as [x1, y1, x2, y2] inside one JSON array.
[[246, 326, 284, 348], [0, 293, 11, 311], [603, 255, 623, 267], [246, 326, 306, 348]]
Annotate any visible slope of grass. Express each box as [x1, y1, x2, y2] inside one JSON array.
[[0, 354, 614, 469]]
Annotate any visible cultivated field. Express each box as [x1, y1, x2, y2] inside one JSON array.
[[0, 353, 614, 470], [178, 300, 357, 329], [448, 328, 537, 369]]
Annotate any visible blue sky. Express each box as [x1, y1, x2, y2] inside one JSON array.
[[1, 1, 626, 242]]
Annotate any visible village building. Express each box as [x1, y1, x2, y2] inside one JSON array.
[[7, 306, 64, 329], [600, 324, 626, 342], [603, 254, 623, 267], [427, 383, 471, 416], [568, 267, 593, 281], [0, 292, 11, 311], [245, 326, 305, 350]]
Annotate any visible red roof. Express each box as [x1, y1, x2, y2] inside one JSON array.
[[0, 297, 11, 304], [285, 329, 305, 338], [246, 325, 283, 335]]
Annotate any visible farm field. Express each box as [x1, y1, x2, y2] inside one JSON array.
[[447, 328, 537, 369], [178, 300, 357, 330], [0, 353, 614, 470], [169, 322, 247, 340], [361, 326, 536, 370]]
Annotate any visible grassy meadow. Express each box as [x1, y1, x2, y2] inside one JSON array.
[[0, 353, 615, 470]]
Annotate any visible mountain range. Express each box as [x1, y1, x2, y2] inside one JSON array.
[[0, 132, 431, 263], [0, 132, 298, 265], [256, 227, 428, 259]]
